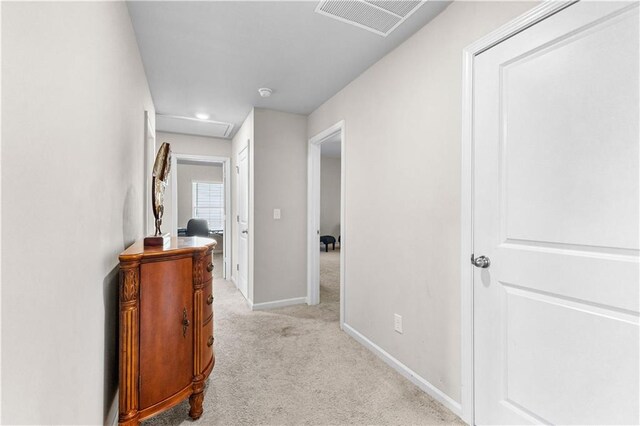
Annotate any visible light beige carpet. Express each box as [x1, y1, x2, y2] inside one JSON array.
[[320, 247, 340, 306], [213, 252, 223, 280], [143, 248, 462, 425]]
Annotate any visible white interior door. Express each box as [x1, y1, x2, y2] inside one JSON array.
[[473, 2, 639, 424], [237, 146, 249, 298]]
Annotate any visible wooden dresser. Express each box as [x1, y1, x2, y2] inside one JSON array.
[[118, 237, 216, 425]]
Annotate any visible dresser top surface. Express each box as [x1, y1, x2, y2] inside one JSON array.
[[120, 236, 216, 262]]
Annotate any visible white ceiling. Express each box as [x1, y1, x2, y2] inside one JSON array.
[[127, 1, 450, 138]]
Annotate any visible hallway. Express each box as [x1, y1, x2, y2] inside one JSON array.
[[143, 253, 462, 425], [319, 248, 340, 308]]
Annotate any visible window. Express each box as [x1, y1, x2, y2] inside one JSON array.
[[192, 181, 224, 231]]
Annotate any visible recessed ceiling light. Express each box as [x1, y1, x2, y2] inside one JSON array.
[[258, 88, 273, 98], [195, 113, 210, 120]]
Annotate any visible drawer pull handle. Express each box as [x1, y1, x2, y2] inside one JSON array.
[[182, 308, 190, 337], [207, 294, 214, 305], [207, 263, 214, 272], [207, 336, 214, 347]]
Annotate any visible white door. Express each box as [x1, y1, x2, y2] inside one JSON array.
[[237, 145, 249, 298], [473, 2, 639, 424]]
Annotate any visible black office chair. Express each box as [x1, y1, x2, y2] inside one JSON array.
[[186, 218, 209, 237]]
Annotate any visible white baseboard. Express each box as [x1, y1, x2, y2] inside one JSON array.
[[230, 276, 237, 286], [342, 323, 463, 418], [252, 297, 307, 311]]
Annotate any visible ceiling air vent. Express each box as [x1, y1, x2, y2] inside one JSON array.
[[315, 0, 424, 37]]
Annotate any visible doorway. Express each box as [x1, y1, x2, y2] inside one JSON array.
[[462, 2, 639, 424], [307, 121, 346, 328], [170, 154, 231, 280]]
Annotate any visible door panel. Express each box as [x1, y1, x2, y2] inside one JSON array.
[[139, 257, 193, 409], [473, 2, 639, 424], [504, 285, 638, 424], [237, 145, 249, 298], [501, 7, 639, 250]]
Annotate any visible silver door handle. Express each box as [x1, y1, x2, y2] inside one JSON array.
[[242, 230, 248, 234], [471, 254, 490, 268]]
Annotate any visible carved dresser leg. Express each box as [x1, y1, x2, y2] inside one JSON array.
[[188, 389, 204, 420]]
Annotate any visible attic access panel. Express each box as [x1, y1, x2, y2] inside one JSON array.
[[156, 114, 234, 139]]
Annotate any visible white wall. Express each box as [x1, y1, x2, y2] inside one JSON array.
[[229, 108, 307, 305], [2, 2, 155, 424], [176, 162, 223, 228], [253, 109, 308, 304], [307, 1, 536, 405], [157, 131, 231, 158], [320, 156, 341, 237]]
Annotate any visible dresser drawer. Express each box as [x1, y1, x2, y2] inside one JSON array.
[[201, 315, 214, 369], [203, 279, 213, 324], [202, 251, 214, 282]]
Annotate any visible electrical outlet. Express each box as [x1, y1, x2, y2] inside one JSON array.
[[273, 208, 281, 220], [394, 314, 403, 334]]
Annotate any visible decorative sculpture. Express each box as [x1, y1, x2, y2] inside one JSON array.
[[144, 142, 172, 246]]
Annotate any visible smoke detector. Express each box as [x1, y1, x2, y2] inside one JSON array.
[[258, 88, 273, 97], [315, 0, 425, 37]]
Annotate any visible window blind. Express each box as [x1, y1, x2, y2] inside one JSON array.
[[192, 182, 224, 231]]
